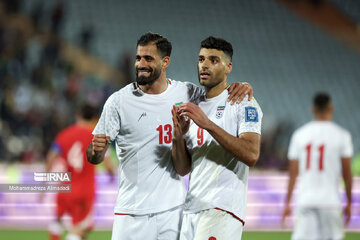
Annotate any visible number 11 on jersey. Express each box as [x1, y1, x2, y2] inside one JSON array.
[[305, 143, 325, 171]]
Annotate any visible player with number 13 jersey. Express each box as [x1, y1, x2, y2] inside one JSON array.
[[93, 79, 202, 214]]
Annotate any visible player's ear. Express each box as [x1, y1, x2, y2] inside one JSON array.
[[225, 61, 232, 74], [161, 56, 170, 69]]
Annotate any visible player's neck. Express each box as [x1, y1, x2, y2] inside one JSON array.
[[315, 114, 332, 121], [139, 74, 168, 94], [205, 80, 228, 99]]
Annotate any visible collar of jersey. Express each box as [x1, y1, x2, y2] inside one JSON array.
[[204, 89, 228, 102], [133, 78, 173, 96]]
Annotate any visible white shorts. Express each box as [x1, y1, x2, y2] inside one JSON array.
[[292, 207, 344, 240], [180, 208, 243, 240], [111, 205, 183, 240]]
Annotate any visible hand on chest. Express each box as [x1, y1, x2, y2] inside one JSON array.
[[188, 104, 237, 147]]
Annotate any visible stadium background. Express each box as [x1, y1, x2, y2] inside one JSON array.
[[0, 0, 359, 239]]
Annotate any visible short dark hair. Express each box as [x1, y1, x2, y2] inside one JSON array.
[[79, 103, 100, 120], [313, 92, 331, 112], [137, 32, 172, 58], [200, 36, 233, 60]]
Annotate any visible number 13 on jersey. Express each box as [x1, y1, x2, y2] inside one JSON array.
[[156, 124, 172, 144]]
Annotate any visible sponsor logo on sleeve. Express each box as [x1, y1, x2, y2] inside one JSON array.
[[245, 107, 258, 122]]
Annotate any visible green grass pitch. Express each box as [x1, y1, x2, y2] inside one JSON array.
[[0, 231, 359, 240]]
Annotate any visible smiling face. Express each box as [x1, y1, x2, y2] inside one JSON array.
[[197, 48, 232, 88], [135, 43, 163, 85]]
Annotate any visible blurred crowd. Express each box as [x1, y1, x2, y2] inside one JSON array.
[[0, 0, 117, 163], [2, 0, 351, 173], [0, 0, 295, 170]]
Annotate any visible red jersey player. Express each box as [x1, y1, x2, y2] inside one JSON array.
[[45, 104, 114, 240]]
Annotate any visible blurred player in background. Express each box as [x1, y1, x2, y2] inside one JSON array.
[[87, 32, 253, 240], [171, 36, 262, 240], [282, 93, 353, 240], [45, 103, 115, 240]]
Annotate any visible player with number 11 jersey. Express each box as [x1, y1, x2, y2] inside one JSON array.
[[283, 93, 353, 240], [288, 121, 353, 207]]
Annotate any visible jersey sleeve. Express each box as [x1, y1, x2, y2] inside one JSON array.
[[287, 131, 299, 161], [185, 82, 204, 104], [93, 94, 121, 140], [52, 131, 66, 154], [237, 96, 263, 135], [341, 130, 353, 158], [50, 142, 62, 154]]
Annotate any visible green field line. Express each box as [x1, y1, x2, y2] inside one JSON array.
[[0, 231, 359, 240]]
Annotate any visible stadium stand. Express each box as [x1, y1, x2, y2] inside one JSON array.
[[19, 0, 360, 159], [330, 0, 360, 23]]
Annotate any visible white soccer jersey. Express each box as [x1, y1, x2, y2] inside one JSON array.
[[93, 79, 203, 215], [288, 121, 353, 207], [184, 90, 263, 223]]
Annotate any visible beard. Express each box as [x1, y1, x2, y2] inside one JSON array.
[[135, 67, 161, 86], [198, 70, 224, 88], [198, 71, 213, 87]]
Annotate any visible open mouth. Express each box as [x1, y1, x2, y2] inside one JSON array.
[[137, 68, 152, 77], [200, 72, 211, 79]]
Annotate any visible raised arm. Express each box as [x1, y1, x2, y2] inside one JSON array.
[[178, 102, 260, 167], [86, 134, 110, 165], [171, 105, 192, 176]]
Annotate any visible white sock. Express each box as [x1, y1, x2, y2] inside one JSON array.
[[48, 221, 63, 235], [66, 233, 82, 240]]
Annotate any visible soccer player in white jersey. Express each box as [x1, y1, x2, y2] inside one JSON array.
[[86, 32, 253, 240], [171, 36, 263, 240], [282, 93, 353, 240]]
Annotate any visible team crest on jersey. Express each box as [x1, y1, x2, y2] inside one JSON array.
[[216, 106, 225, 119], [245, 106, 258, 122]]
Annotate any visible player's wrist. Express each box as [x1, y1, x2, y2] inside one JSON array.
[[172, 135, 184, 142], [203, 120, 216, 132]]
